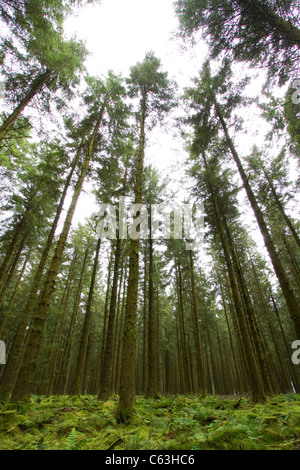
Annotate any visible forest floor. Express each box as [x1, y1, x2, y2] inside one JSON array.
[[0, 394, 300, 450]]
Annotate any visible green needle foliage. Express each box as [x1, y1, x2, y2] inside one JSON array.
[[175, 0, 300, 85]]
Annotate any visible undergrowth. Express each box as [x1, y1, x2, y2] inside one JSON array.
[[0, 394, 300, 450]]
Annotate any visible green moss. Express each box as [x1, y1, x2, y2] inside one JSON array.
[[1, 394, 300, 450]]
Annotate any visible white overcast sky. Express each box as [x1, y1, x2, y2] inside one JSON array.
[[63, 0, 210, 224], [64, 0, 206, 87], [64, 0, 209, 173], [62, 0, 296, 259], [63, 0, 272, 177]]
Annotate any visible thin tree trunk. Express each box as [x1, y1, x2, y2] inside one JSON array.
[[98, 238, 122, 399], [204, 159, 266, 400], [189, 250, 206, 395], [46, 251, 78, 396], [63, 247, 89, 395], [0, 69, 54, 143], [222, 213, 273, 394], [176, 261, 193, 393], [217, 273, 244, 394], [0, 214, 29, 290], [70, 239, 101, 396], [114, 265, 128, 395], [142, 244, 148, 394], [146, 222, 159, 399], [99, 248, 114, 383], [111, 257, 125, 393], [0, 252, 29, 338], [262, 168, 300, 249]]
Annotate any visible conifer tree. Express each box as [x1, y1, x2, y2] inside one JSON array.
[[116, 52, 176, 423], [10, 73, 129, 401], [183, 60, 300, 338], [175, 0, 300, 84]]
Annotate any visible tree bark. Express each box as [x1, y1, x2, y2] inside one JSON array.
[[0, 69, 54, 143]]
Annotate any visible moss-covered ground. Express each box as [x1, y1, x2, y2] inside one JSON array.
[[0, 394, 300, 450]]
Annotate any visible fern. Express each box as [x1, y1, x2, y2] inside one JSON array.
[[66, 427, 89, 450], [66, 428, 78, 450]]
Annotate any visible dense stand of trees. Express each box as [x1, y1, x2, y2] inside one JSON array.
[[0, 0, 299, 422]]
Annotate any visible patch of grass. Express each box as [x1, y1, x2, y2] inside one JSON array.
[[0, 394, 300, 450]]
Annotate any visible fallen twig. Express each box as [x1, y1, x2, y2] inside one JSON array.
[[106, 438, 123, 451]]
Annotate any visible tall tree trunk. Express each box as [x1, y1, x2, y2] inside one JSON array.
[[0, 155, 78, 400], [214, 99, 300, 338], [203, 151, 266, 400], [0, 69, 54, 143], [10, 106, 105, 402], [116, 93, 146, 423]]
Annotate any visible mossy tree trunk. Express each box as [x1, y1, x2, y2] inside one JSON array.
[[116, 93, 146, 422]]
